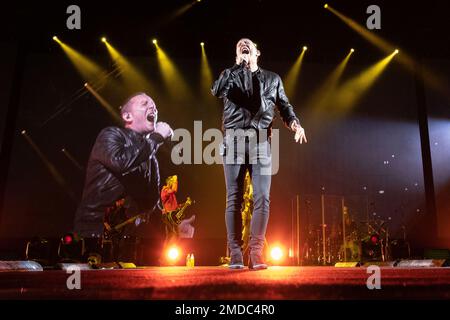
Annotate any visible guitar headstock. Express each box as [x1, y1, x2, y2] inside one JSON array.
[[186, 197, 193, 205]]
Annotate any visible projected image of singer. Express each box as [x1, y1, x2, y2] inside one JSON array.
[[73, 93, 173, 239], [211, 38, 307, 270]]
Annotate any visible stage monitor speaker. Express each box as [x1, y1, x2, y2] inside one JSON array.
[[0, 260, 43, 271], [362, 261, 396, 267], [396, 259, 449, 268], [334, 262, 360, 268], [57, 263, 92, 271], [92, 262, 120, 269], [118, 262, 136, 269], [424, 249, 450, 260], [25, 237, 53, 266]]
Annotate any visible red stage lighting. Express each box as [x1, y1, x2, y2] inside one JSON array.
[[370, 234, 379, 245], [63, 234, 74, 245]]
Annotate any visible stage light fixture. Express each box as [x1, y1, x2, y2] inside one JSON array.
[[63, 234, 74, 245], [302, 46, 308, 51], [394, 49, 399, 55], [324, 4, 328, 9], [21, 130, 26, 135], [152, 39, 158, 45], [58, 233, 84, 263], [370, 234, 380, 245], [167, 246, 180, 262], [350, 48, 355, 53], [101, 37, 107, 43], [200, 42, 205, 46], [270, 246, 283, 261], [52, 36, 58, 41]]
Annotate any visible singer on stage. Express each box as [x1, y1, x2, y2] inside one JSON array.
[[211, 38, 307, 270], [73, 93, 173, 238]]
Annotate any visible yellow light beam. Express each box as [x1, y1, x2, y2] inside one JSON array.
[[61, 148, 84, 172], [84, 83, 122, 123], [168, 1, 199, 22], [103, 39, 156, 95], [284, 46, 307, 98], [325, 5, 394, 54], [332, 51, 397, 113], [200, 42, 214, 100], [153, 41, 192, 101], [21, 131, 76, 201], [53, 36, 104, 82], [308, 49, 354, 114], [325, 5, 449, 99]]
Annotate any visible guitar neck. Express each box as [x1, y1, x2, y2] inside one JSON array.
[[115, 215, 141, 230], [176, 204, 188, 219]]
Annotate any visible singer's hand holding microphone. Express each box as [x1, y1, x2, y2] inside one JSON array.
[[154, 122, 173, 139]]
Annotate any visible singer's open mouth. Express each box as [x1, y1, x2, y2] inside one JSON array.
[[241, 48, 250, 54], [146, 114, 155, 122]]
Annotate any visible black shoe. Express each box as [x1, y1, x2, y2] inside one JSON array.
[[229, 251, 244, 269], [249, 252, 268, 270]]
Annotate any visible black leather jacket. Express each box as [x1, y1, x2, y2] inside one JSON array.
[[211, 65, 300, 131], [74, 126, 163, 237]]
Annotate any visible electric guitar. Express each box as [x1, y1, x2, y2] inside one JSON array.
[[104, 214, 146, 239], [162, 197, 194, 227], [103, 201, 148, 240]]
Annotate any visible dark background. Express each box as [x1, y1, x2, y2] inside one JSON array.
[[0, 0, 449, 262]]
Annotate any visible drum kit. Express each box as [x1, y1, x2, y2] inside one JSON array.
[[301, 211, 408, 265]]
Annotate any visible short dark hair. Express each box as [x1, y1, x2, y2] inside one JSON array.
[[119, 92, 146, 116]]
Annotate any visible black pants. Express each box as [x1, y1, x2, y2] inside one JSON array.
[[222, 134, 272, 255]]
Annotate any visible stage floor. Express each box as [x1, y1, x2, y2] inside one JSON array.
[[1, 266, 450, 300]]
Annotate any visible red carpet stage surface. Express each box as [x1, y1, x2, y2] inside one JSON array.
[[1, 266, 450, 300]]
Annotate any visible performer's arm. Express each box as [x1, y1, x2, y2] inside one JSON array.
[[275, 76, 308, 143], [275, 75, 300, 129], [211, 64, 241, 98], [92, 127, 164, 175]]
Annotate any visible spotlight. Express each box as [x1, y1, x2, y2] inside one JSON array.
[[394, 49, 399, 55], [152, 39, 158, 45], [101, 37, 107, 43], [350, 48, 355, 53], [302, 46, 308, 51], [58, 233, 84, 263], [52, 36, 58, 41], [200, 42, 205, 47], [370, 234, 380, 245], [84, 82, 88, 87], [61, 148, 66, 153], [63, 233, 74, 245], [21, 130, 26, 135], [361, 233, 382, 262], [324, 3, 328, 9], [270, 246, 284, 262], [167, 246, 180, 262]]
